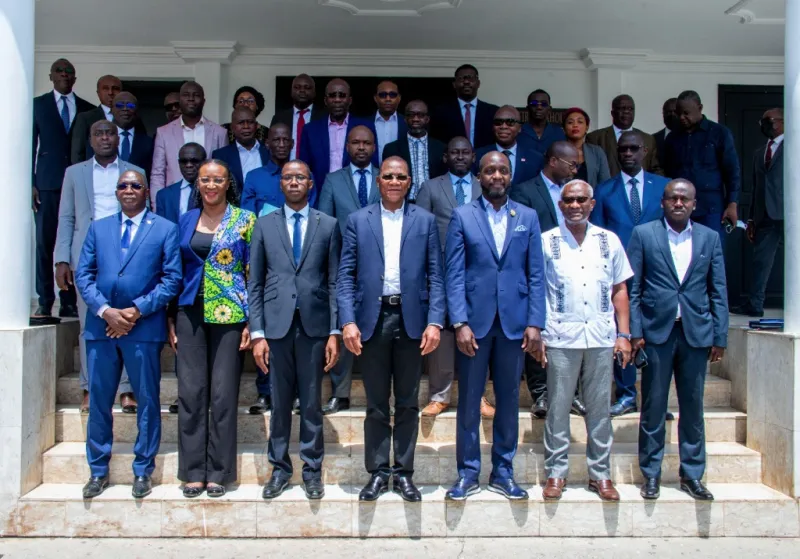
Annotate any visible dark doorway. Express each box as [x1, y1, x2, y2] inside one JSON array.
[[123, 80, 187, 134], [718, 84, 784, 308]]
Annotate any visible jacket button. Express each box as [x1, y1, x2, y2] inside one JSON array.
[[118, 273, 123, 277], [378, 297, 382, 301], [380, 275, 384, 280], [291, 294, 296, 299]]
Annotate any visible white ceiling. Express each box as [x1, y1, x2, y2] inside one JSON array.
[[35, 0, 785, 56]]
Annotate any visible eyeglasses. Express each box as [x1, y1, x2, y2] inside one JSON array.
[[377, 91, 399, 99], [281, 174, 310, 182], [197, 177, 227, 186], [326, 92, 349, 99], [236, 97, 257, 105], [52, 66, 75, 75], [561, 196, 590, 204], [617, 145, 643, 153], [114, 102, 137, 110], [493, 118, 520, 127], [381, 173, 409, 181], [528, 100, 549, 108], [178, 157, 203, 165], [116, 182, 145, 191], [164, 102, 180, 111], [557, 157, 578, 170]]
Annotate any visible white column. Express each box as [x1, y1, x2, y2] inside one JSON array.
[[171, 41, 240, 126], [194, 61, 224, 124], [784, 0, 800, 332], [0, 0, 34, 329]]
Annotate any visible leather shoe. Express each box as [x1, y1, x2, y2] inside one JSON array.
[[59, 304, 79, 318], [680, 479, 714, 501], [610, 398, 637, 417], [249, 395, 271, 414], [445, 477, 480, 501], [487, 477, 528, 500], [82, 476, 109, 499], [80, 390, 89, 413], [304, 477, 325, 500], [292, 398, 301, 414], [392, 474, 421, 502], [206, 484, 226, 498], [532, 394, 548, 419], [570, 397, 587, 417], [641, 477, 660, 500], [169, 399, 179, 414], [588, 479, 619, 501], [666, 411, 675, 421], [32, 305, 52, 318], [183, 484, 204, 498], [120, 392, 137, 414], [358, 474, 389, 501], [542, 477, 567, 500], [132, 475, 152, 498], [322, 397, 350, 415], [421, 401, 449, 416], [480, 397, 495, 419], [732, 303, 764, 318], [262, 474, 290, 499]]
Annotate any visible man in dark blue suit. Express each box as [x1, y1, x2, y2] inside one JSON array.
[[299, 78, 376, 204], [337, 156, 445, 503], [629, 179, 729, 502], [431, 64, 499, 148], [75, 169, 182, 499], [445, 151, 546, 501], [474, 105, 544, 186], [87, 92, 154, 179], [591, 131, 669, 417], [32, 58, 95, 319], [155, 143, 205, 225], [212, 107, 271, 188]]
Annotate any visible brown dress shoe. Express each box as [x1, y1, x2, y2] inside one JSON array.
[[421, 401, 449, 416], [120, 392, 138, 414], [588, 479, 620, 501], [543, 478, 567, 500], [480, 397, 496, 419], [80, 390, 89, 413]]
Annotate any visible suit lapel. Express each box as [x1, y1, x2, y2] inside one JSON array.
[[400, 204, 416, 252], [111, 214, 122, 268], [46, 94, 69, 137], [655, 220, 681, 284], [274, 210, 296, 269], [470, 177, 481, 202], [368, 166, 381, 204], [535, 176, 558, 225], [440, 176, 458, 209], [345, 168, 362, 208], [82, 161, 95, 214], [606, 127, 620, 169], [228, 146, 245, 186], [298, 210, 320, 269], [367, 205, 385, 262], [500, 200, 519, 258], [641, 174, 661, 218], [120, 212, 154, 270], [472, 200, 499, 261], [616, 175, 636, 223]]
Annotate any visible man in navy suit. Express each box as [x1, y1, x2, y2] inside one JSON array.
[[32, 58, 95, 319], [431, 64, 499, 148], [629, 179, 729, 502], [444, 151, 546, 501], [212, 107, 271, 188], [75, 169, 182, 499], [299, 78, 376, 202], [474, 105, 544, 186], [241, 123, 293, 217], [87, 92, 154, 179], [155, 143, 205, 225], [337, 156, 445, 503], [591, 131, 669, 417]]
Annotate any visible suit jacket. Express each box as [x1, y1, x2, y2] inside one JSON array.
[[72, 107, 150, 164], [298, 114, 377, 199], [445, 198, 546, 339], [586, 126, 663, 177], [317, 164, 381, 233], [151, 117, 228, 205], [155, 180, 197, 225], [653, 128, 668, 163], [628, 219, 728, 348], [87, 130, 155, 180], [590, 172, 669, 248], [248, 208, 341, 339], [211, 142, 271, 189], [241, 160, 286, 216], [55, 159, 145, 268], [508, 173, 559, 233], [381, 134, 447, 181], [75, 211, 182, 342], [337, 203, 445, 341], [415, 173, 481, 249], [32, 92, 95, 191], [581, 142, 612, 188], [431, 98, 499, 148], [474, 143, 545, 186], [270, 104, 327, 128], [748, 141, 784, 223]]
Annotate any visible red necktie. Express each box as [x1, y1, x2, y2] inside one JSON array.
[[295, 108, 308, 158], [765, 139, 774, 169], [463, 103, 473, 145]]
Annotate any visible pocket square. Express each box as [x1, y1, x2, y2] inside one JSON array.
[[514, 225, 528, 232]]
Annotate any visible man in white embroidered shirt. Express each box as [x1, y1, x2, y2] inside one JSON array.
[[541, 179, 633, 503]]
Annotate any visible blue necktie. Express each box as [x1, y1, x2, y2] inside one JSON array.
[[455, 178, 467, 206], [60, 96, 71, 132], [628, 177, 641, 224], [502, 149, 514, 179], [120, 130, 131, 161], [357, 169, 368, 208], [292, 213, 302, 266], [120, 219, 133, 261]]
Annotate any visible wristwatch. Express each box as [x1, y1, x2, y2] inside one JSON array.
[[617, 332, 632, 340], [453, 322, 467, 329]]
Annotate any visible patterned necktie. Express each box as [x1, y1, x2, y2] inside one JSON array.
[[292, 213, 302, 266], [357, 169, 369, 208], [463, 103, 473, 144], [455, 178, 467, 206], [60, 96, 71, 132], [628, 177, 641, 224], [295, 108, 308, 159], [502, 149, 514, 179], [120, 219, 133, 261], [120, 130, 131, 161], [765, 139, 775, 169]]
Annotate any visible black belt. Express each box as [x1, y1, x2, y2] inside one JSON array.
[[381, 295, 402, 306]]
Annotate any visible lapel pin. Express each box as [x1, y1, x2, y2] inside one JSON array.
[[521, 158, 526, 163], [510, 209, 516, 217]]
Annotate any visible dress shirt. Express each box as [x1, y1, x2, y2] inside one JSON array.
[[449, 172, 471, 201], [96, 209, 148, 318], [541, 223, 633, 348], [458, 97, 478, 145], [181, 116, 206, 150], [328, 115, 349, 173], [285, 202, 310, 247], [497, 143, 517, 180], [92, 157, 121, 219], [102, 105, 113, 121], [351, 163, 373, 200], [662, 128, 671, 140], [381, 202, 404, 296], [482, 196, 508, 255], [179, 179, 193, 215], [237, 141, 264, 181], [409, 134, 430, 199], [53, 90, 76, 126], [613, 124, 633, 142], [666, 219, 693, 319], [766, 134, 784, 163], [620, 169, 645, 206], [374, 112, 399, 161], [520, 122, 567, 155], [292, 106, 312, 158], [541, 172, 565, 225], [117, 126, 135, 157]]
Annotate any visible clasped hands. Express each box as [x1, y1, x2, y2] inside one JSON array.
[[103, 307, 141, 338]]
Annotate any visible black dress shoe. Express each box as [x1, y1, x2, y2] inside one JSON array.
[[183, 484, 205, 498], [532, 395, 548, 419], [206, 484, 226, 498], [132, 475, 152, 498], [304, 478, 325, 500], [665, 411, 675, 421], [570, 397, 587, 417], [32, 305, 52, 318], [358, 474, 389, 501], [392, 474, 421, 502], [609, 398, 637, 417], [732, 304, 764, 318], [262, 475, 290, 499], [58, 304, 79, 318], [680, 479, 714, 501], [292, 398, 301, 415], [640, 477, 660, 500], [82, 476, 109, 499], [169, 399, 179, 414], [249, 395, 272, 414], [322, 397, 350, 415]]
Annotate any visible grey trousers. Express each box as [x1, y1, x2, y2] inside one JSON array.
[[78, 293, 131, 393], [748, 218, 783, 312], [544, 347, 613, 480], [423, 329, 455, 404]]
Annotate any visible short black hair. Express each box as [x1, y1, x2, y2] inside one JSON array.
[[677, 90, 702, 105], [178, 142, 207, 159], [612, 94, 634, 108], [527, 89, 551, 104], [232, 85, 265, 116], [454, 64, 479, 78]]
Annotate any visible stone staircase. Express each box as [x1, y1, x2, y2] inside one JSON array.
[[14, 345, 800, 538]]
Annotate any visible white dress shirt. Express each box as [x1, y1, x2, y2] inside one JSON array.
[[92, 158, 121, 219], [179, 179, 193, 215], [666, 219, 693, 319], [458, 97, 478, 145], [181, 116, 206, 149], [483, 196, 508, 255], [237, 141, 263, 182], [541, 172, 565, 225], [620, 169, 645, 206], [766, 134, 784, 162], [381, 202, 404, 296], [102, 105, 113, 121], [350, 163, 373, 200], [497, 143, 517, 181], [374, 111, 399, 161], [96, 209, 148, 318], [541, 223, 633, 348], [613, 124, 633, 142], [53, 90, 76, 126], [285, 202, 310, 247]]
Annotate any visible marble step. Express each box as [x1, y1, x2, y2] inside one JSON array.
[[55, 405, 747, 445], [42, 441, 761, 486], [13, 483, 798, 538]]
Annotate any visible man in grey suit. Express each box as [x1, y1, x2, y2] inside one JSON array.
[[735, 108, 784, 317], [249, 160, 341, 500], [629, 179, 729, 502], [55, 120, 145, 413]]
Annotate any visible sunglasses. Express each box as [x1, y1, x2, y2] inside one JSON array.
[[53, 66, 75, 75], [281, 174, 310, 182], [116, 182, 145, 191], [381, 173, 409, 181], [326, 92, 349, 99], [528, 100, 549, 108], [493, 118, 520, 127], [617, 145, 643, 153], [561, 196, 590, 204], [164, 102, 180, 111], [178, 157, 203, 165], [377, 91, 399, 99], [114, 102, 136, 110]]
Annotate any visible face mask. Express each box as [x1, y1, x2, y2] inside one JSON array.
[[760, 120, 775, 138]]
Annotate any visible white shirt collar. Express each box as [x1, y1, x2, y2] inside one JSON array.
[[180, 115, 205, 129], [482, 195, 508, 213], [620, 169, 644, 186], [381, 202, 404, 215], [117, 126, 134, 138], [294, 105, 312, 115], [770, 134, 784, 147], [458, 97, 478, 110], [121, 209, 147, 227], [102, 105, 112, 118], [665, 218, 693, 237], [449, 172, 469, 186], [497, 143, 517, 154], [613, 124, 633, 137], [284, 203, 310, 219], [540, 171, 560, 190], [53, 89, 75, 102], [93, 157, 119, 169], [180, 178, 192, 189], [375, 111, 398, 123], [236, 140, 260, 153], [350, 163, 371, 176]]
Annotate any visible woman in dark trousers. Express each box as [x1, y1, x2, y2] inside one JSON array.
[[168, 158, 256, 498]]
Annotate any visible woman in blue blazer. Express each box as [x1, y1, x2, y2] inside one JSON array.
[[562, 107, 611, 187]]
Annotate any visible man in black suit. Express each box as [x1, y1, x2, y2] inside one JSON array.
[[88, 92, 154, 179], [212, 107, 271, 187], [31, 58, 95, 319], [474, 105, 544, 186], [250, 160, 341, 501], [70, 74, 121, 164], [431, 64, 499, 148], [653, 98, 678, 160], [382, 100, 446, 202], [270, 74, 326, 160]]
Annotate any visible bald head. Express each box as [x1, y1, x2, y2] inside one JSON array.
[[761, 107, 784, 138], [324, 78, 352, 120], [544, 141, 579, 185], [378, 156, 411, 208], [231, 107, 257, 146], [111, 91, 138, 129], [89, 119, 119, 158], [445, 136, 475, 176], [493, 105, 522, 148], [116, 170, 149, 215], [478, 151, 512, 202], [662, 179, 696, 229], [346, 125, 376, 168], [96, 75, 122, 108], [180, 81, 206, 118], [267, 123, 294, 163]]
